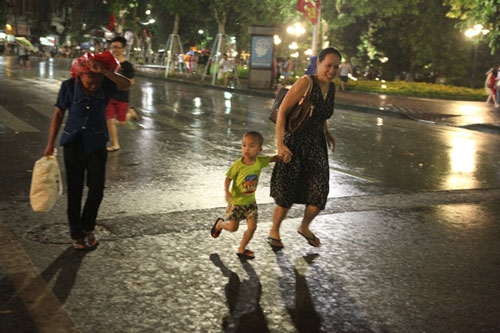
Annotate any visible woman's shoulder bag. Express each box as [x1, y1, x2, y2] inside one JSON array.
[[269, 75, 314, 133]]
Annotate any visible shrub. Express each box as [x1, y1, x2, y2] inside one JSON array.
[[349, 79, 486, 101]]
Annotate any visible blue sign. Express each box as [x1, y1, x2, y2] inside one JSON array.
[[250, 36, 273, 69]]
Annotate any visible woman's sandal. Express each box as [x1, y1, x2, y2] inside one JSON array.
[[237, 249, 255, 260], [267, 236, 284, 249], [297, 230, 321, 247], [86, 232, 99, 248], [73, 239, 86, 250]]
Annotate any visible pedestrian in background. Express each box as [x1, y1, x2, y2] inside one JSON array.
[[43, 51, 131, 250], [105, 36, 139, 152], [177, 53, 185, 72], [282, 58, 293, 84], [219, 54, 234, 87], [305, 56, 318, 75], [489, 67, 499, 108], [211, 131, 278, 259], [339, 58, 353, 91], [495, 66, 500, 108], [268, 46, 341, 249], [485, 68, 494, 106]]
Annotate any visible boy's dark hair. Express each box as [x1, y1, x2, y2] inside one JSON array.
[[244, 131, 264, 146], [111, 36, 127, 47]]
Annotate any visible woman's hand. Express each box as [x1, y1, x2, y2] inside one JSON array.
[[88, 60, 104, 73], [326, 132, 336, 152], [278, 143, 293, 163], [43, 144, 54, 157]]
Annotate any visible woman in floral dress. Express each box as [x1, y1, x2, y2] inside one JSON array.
[[268, 47, 342, 248]]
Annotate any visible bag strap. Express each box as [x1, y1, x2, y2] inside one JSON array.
[[298, 75, 313, 105]]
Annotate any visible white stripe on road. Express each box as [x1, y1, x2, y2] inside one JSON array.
[[27, 103, 56, 119], [330, 166, 379, 183], [0, 106, 39, 133], [0, 220, 77, 332]]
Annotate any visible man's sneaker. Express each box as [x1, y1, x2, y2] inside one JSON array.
[[86, 232, 99, 248], [73, 239, 86, 250]]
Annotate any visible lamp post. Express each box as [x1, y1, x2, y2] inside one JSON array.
[[287, 23, 305, 76], [465, 24, 489, 89]]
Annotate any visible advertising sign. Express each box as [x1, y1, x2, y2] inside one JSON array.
[[250, 36, 273, 69]]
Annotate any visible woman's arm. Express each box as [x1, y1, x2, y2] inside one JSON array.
[[276, 76, 309, 162], [324, 121, 335, 152], [44, 107, 64, 156]]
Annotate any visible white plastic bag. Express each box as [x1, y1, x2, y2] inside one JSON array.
[[30, 153, 63, 212]]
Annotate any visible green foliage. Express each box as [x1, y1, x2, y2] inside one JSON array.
[[237, 66, 248, 79], [444, 0, 500, 53], [349, 79, 486, 101]]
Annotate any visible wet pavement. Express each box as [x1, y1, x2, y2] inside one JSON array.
[[1, 57, 500, 332], [137, 64, 500, 134]]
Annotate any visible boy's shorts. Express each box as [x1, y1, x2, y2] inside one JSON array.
[[226, 202, 258, 222], [106, 98, 129, 121]]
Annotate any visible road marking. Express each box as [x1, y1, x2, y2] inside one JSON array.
[[27, 103, 55, 119], [0, 220, 77, 332], [0, 106, 39, 133], [330, 166, 379, 183]]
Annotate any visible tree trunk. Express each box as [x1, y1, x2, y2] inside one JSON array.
[[406, 54, 416, 82], [173, 13, 179, 35]]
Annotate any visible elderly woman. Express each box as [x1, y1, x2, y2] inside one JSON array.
[[44, 51, 131, 250], [268, 47, 342, 248]]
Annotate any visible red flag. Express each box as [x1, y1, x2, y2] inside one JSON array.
[[304, 1, 319, 25], [107, 13, 116, 31], [297, 0, 320, 25], [296, 0, 306, 13]]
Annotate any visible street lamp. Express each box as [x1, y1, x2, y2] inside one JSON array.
[[286, 22, 306, 37], [465, 24, 489, 88], [286, 23, 305, 76]]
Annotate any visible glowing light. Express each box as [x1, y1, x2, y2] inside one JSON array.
[[287, 23, 306, 36]]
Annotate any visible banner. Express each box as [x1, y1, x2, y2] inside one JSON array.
[[107, 13, 116, 31], [296, 0, 320, 25]]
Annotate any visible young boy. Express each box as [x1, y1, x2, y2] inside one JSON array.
[[211, 131, 278, 259]]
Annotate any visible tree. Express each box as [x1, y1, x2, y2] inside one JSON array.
[[444, 0, 500, 53], [320, 0, 494, 85]]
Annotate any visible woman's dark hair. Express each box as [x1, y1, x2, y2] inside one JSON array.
[[318, 47, 342, 62]]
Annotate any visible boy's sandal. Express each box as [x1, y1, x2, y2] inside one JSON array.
[[211, 218, 224, 238], [236, 249, 255, 260]]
